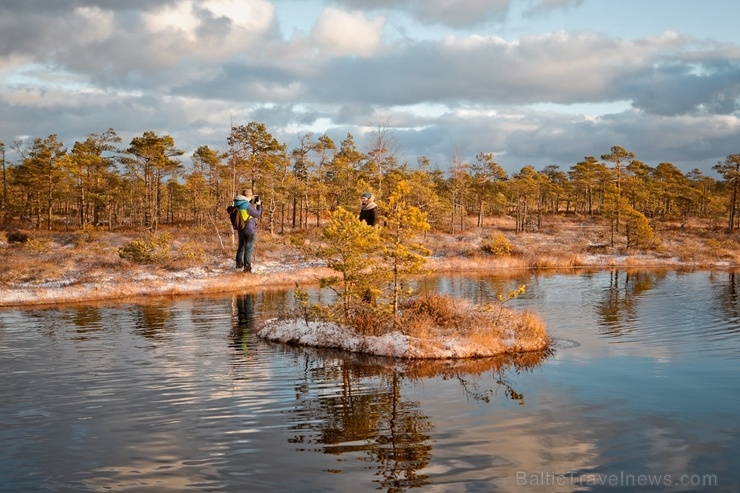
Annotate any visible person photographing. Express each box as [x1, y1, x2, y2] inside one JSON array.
[[233, 189, 262, 272]]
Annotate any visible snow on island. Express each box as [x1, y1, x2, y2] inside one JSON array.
[[257, 306, 551, 359]]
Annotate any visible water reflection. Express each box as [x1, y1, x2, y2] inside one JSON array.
[[230, 335, 552, 492], [596, 270, 666, 338], [415, 272, 530, 303], [714, 271, 740, 323], [289, 352, 434, 491], [63, 306, 103, 340], [134, 304, 175, 340], [2, 271, 739, 492]]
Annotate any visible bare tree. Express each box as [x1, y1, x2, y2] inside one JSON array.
[[364, 120, 399, 198]]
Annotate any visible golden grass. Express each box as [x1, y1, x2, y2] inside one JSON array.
[[428, 255, 529, 272], [395, 293, 551, 355], [2, 214, 740, 308], [288, 292, 552, 358]]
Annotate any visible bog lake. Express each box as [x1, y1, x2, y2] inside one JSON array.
[[1, 270, 738, 492]]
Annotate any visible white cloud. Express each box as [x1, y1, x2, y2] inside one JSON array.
[[142, 0, 275, 54], [144, 1, 200, 39], [312, 8, 385, 57], [143, 0, 276, 35], [203, 0, 275, 30], [1, 0, 739, 176]]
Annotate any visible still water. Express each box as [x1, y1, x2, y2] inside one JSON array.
[[1, 270, 739, 493]]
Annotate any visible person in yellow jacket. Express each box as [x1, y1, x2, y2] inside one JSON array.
[[233, 189, 262, 272]]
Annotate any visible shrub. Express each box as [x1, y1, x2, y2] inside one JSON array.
[[400, 293, 460, 329], [176, 241, 206, 262], [393, 290, 550, 353], [481, 233, 513, 256], [7, 230, 28, 244], [345, 302, 392, 337], [75, 223, 99, 245], [25, 237, 52, 254], [119, 232, 172, 263]]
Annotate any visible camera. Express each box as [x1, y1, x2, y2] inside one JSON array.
[[250, 195, 260, 205]]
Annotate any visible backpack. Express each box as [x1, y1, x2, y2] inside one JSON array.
[[227, 205, 246, 230]]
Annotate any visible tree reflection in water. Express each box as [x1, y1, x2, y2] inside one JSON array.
[[283, 348, 551, 492], [133, 304, 175, 341], [226, 292, 552, 492], [717, 271, 740, 321], [596, 269, 666, 337]]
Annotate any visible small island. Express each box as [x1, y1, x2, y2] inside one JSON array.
[[256, 182, 551, 359], [258, 292, 550, 359]]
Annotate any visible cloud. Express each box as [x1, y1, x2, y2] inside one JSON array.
[[408, 0, 510, 28], [625, 59, 740, 116], [311, 8, 386, 57], [300, 31, 687, 108], [523, 0, 586, 17], [1, 0, 739, 177], [0, 0, 277, 84], [379, 108, 740, 174], [329, 0, 510, 28]]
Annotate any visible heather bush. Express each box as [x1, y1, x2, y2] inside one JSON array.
[[75, 223, 99, 246], [176, 241, 206, 262], [481, 233, 513, 256], [25, 237, 53, 254], [119, 232, 172, 263]]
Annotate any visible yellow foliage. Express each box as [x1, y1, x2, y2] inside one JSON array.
[[481, 233, 513, 256], [118, 232, 172, 263], [25, 237, 53, 254]]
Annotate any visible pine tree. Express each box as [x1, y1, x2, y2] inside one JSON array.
[[382, 180, 431, 315], [317, 207, 383, 318]]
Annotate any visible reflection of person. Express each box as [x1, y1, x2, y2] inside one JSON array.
[[234, 189, 262, 272], [236, 293, 255, 328], [359, 192, 378, 226], [230, 293, 256, 351]]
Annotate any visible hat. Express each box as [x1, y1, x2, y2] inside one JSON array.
[[361, 192, 371, 199]]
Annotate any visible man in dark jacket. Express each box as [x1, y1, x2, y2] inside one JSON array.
[[234, 189, 262, 272], [359, 192, 378, 226]]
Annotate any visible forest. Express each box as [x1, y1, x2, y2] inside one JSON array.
[[2, 121, 740, 249]]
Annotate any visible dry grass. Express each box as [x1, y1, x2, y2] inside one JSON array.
[[288, 291, 552, 358], [463, 214, 740, 270], [395, 293, 551, 354], [2, 214, 740, 308]]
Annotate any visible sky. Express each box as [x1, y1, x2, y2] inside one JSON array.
[[1, 0, 740, 176]]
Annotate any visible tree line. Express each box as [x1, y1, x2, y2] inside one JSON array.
[[2, 122, 740, 243]]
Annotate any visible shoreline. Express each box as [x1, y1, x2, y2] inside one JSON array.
[[0, 253, 733, 309]]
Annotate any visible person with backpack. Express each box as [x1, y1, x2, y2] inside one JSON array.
[[233, 189, 261, 272]]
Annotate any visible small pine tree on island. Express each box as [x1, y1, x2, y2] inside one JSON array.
[[266, 180, 551, 359]]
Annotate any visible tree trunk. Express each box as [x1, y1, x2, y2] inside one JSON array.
[[729, 181, 737, 231], [477, 198, 483, 228]]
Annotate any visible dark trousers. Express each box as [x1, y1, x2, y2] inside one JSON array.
[[236, 230, 257, 270]]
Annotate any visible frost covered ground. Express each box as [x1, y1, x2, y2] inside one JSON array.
[[0, 247, 706, 309], [2, 219, 731, 359], [1, 216, 734, 310], [256, 310, 548, 359], [0, 255, 333, 307]]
